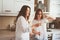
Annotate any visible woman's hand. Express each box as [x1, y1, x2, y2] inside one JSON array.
[[32, 29, 40, 35], [36, 32, 40, 35], [30, 32, 34, 38]]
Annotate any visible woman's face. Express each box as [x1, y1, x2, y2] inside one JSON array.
[[37, 11, 42, 19], [26, 7, 30, 16]]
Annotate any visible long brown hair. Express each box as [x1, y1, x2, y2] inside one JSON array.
[[16, 5, 31, 22], [34, 9, 43, 20]]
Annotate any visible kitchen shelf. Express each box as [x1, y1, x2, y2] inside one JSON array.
[[0, 13, 18, 16]]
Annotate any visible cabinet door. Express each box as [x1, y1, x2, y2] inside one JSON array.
[[52, 32, 60, 40], [0, 0, 2, 13], [15, 0, 34, 12], [3, 0, 15, 14], [49, 0, 60, 17]]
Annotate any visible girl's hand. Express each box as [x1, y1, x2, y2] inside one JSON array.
[[30, 32, 34, 38], [36, 32, 40, 35]]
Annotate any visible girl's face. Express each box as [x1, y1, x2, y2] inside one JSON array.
[[26, 7, 30, 16], [37, 11, 42, 19]]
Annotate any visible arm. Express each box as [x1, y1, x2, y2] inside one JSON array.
[[43, 14, 56, 23], [18, 16, 29, 32], [32, 27, 40, 35], [47, 16, 55, 21], [29, 23, 41, 37], [16, 16, 25, 33]]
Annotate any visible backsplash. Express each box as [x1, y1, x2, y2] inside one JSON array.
[[0, 16, 16, 29]]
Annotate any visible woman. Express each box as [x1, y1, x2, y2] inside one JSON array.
[[31, 9, 55, 40], [15, 5, 31, 40]]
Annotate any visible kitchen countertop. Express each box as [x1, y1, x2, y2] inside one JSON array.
[[47, 29, 60, 34], [0, 30, 15, 38], [47, 29, 60, 32]]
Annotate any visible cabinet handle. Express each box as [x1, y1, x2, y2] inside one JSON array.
[[5, 10, 11, 12]]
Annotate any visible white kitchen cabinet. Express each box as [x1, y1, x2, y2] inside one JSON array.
[[3, 0, 16, 14], [51, 29, 60, 40], [49, 0, 60, 17], [15, 0, 34, 13], [52, 32, 60, 40], [0, 0, 17, 16], [0, 0, 2, 14], [0, 0, 34, 16], [3, 0, 34, 14]]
